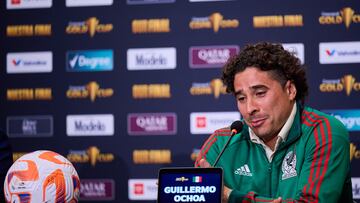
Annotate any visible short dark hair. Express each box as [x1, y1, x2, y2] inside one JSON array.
[[222, 42, 308, 104]]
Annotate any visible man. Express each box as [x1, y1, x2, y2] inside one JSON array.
[[0, 130, 13, 202], [195, 42, 353, 203]]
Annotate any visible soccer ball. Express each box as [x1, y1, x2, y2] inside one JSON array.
[[4, 150, 80, 203]]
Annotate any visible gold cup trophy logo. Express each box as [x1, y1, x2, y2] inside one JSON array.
[[189, 12, 239, 33], [319, 74, 360, 96], [341, 75, 356, 96], [66, 81, 113, 102], [319, 7, 360, 29]]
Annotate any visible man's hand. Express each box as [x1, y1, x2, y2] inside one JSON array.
[[222, 185, 232, 203], [272, 197, 282, 203], [198, 158, 211, 168]]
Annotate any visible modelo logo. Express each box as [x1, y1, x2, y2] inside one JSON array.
[[80, 179, 115, 201], [127, 47, 176, 70], [190, 112, 240, 134], [6, 115, 53, 137], [319, 41, 360, 64], [128, 113, 177, 135], [189, 45, 239, 68], [66, 50, 113, 72], [322, 109, 360, 131], [66, 114, 114, 136], [7, 51, 53, 73], [128, 179, 157, 200]]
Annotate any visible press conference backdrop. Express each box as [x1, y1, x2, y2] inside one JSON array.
[[1, 0, 360, 202]]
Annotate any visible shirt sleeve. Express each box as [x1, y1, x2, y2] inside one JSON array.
[[227, 119, 352, 203], [194, 128, 231, 167]]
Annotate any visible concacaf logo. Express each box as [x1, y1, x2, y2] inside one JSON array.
[[4, 150, 80, 203]]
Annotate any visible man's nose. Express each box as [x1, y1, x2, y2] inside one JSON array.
[[246, 97, 258, 115]]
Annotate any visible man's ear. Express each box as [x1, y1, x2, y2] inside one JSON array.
[[286, 80, 297, 100]]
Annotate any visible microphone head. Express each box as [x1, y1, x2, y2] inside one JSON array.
[[230, 120, 243, 134]]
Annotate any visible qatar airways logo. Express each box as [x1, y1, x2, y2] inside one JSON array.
[[320, 41, 360, 64], [80, 179, 115, 201], [189, 45, 239, 68], [190, 112, 240, 134], [128, 113, 177, 135], [128, 179, 157, 200], [127, 47, 176, 70], [66, 0, 113, 7], [67, 114, 114, 136]]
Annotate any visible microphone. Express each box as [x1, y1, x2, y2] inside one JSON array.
[[212, 120, 243, 167]]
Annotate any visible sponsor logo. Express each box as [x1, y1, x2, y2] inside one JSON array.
[[127, 0, 175, 5], [190, 148, 200, 161], [66, 0, 113, 7], [190, 78, 227, 98], [7, 88, 52, 100], [352, 177, 360, 199], [7, 115, 53, 137], [66, 17, 113, 37], [190, 112, 240, 134], [319, 41, 360, 64], [132, 18, 170, 33], [234, 164, 252, 177], [67, 146, 114, 166], [66, 50, 113, 72], [189, 12, 239, 32], [66, 81, 113, 102], [253, 15, 303, 28], [6, 0, 52, 9], [190, 0, 235, 1], [67, 114, 114, 136], [7, 51, 52, 73], [350, 143, 360, 161], [319, 75, 360, 96], [189, 45, 239, 68], [80, 179, 115, 201], [319, 7, 360, 29], [133, 149, 171, 164], [282, 43, 305, 65], [7, 24, 51, 37], [128, 179, 157, 200], [128, 113, 177, 135], [127, 47, 176, 70], [322, 109, 360, 131], [176, 177, 189, 182], [132, 83, 171, 99]]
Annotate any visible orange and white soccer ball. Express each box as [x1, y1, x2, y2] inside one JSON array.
[[4, 150, 80, 203]]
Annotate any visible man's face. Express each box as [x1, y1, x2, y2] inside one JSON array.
[[234, 67, 296, 141]]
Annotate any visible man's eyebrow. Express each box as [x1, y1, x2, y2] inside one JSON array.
[[234, 85, 268, 96]]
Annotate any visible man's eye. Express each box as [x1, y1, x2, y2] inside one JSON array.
[[256, 91, 266, 96], [237, 97, 245, 102]]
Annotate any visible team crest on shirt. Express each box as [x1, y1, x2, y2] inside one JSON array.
[[282, 151, 297, 180]]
